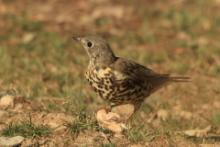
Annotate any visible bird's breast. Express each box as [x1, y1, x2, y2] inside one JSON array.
[[85, 66, 147, 105], [85, 67, 116, 100]]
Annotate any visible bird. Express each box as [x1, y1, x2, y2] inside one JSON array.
[[73, 35, 189, 113]]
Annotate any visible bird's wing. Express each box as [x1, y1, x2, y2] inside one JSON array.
[[111, 57, 158, 81], [110, 57, 173, 92], [111, 57, 189, 92]]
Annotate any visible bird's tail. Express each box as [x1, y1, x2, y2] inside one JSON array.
[[168, 75, 191, 82], [149, 74, 190, 93]]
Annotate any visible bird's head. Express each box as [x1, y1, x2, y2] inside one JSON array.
[[73, 35, 116, 66]]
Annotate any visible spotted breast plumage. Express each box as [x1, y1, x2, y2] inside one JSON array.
[[74, 35, 189, 111]]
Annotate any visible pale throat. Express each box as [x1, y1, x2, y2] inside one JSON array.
[[89, 51, 116, 68]]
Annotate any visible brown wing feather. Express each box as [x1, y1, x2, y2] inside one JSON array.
[[111, 57, 155, 80], [111, 57, 189, 93]]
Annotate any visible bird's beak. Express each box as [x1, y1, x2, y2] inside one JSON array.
[[72, 36, 81, 41]]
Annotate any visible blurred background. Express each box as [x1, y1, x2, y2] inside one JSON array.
[[0, 0, 220, 146]]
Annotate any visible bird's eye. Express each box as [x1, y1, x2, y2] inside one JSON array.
[[87, 41, 93, 48]]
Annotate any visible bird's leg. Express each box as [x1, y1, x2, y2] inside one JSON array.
[[124, 103, 142, 125], [111, 104, 135, 122]]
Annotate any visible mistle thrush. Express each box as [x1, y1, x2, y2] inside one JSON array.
[[74, 36, 189, 112]]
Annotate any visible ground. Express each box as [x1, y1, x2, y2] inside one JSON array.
[[0, 0, 220, 146]]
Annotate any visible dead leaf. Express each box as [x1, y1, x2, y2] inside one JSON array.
[[202, 19, 211, 31], [0, 2, 7, 14], [179, 111, 193, 120], [177, 32, 191, 41], [22, 33, 35, 44], [41, 113, 75, 129], [96, 108, 126, 134], [0, 95, 14, 109], [92, 6, 125, 19], [197, 37, 209, 46], [157, 109, 169, 121], [213, 101, 220, 109], [183, 125, 212, 137], [199, 144, 220, 147], [0, 110, 8, 121], [0, 136, 24, 147]]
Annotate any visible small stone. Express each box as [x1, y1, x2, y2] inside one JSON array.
[[0, 136, 24, 146], [0, 95, 14, 109]]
